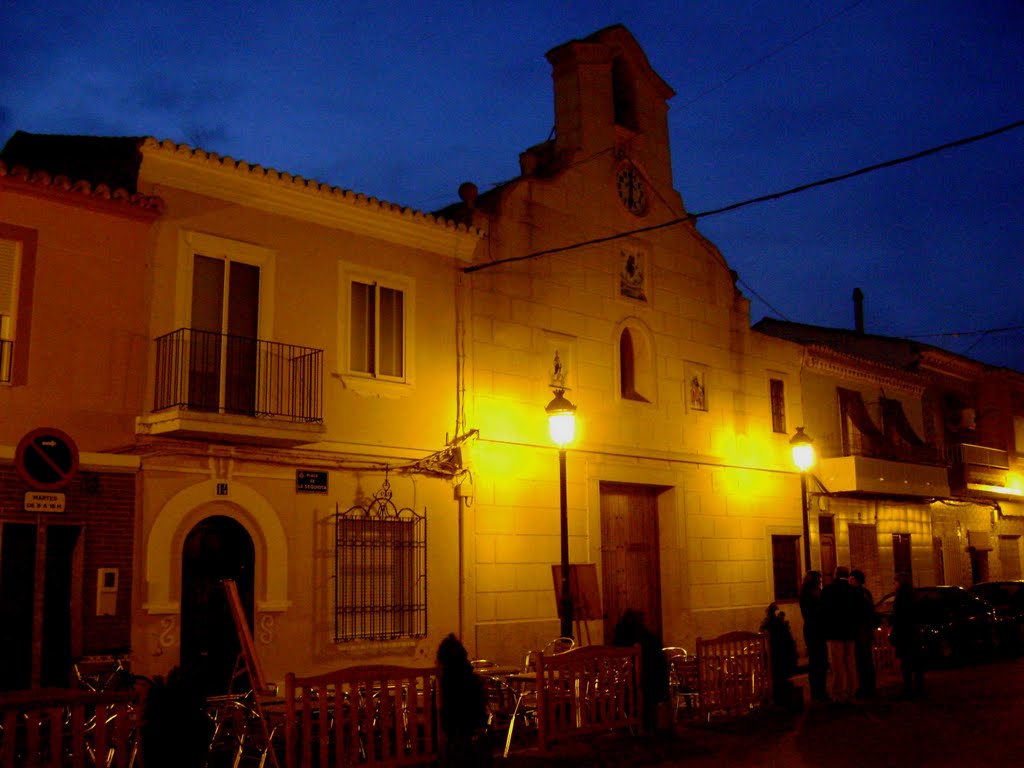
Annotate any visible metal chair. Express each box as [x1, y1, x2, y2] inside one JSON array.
[[663, 646, 699, 720], [543, 637, 576, 656]]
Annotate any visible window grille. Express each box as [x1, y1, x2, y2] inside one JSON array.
[[334, 477, 426, 642]]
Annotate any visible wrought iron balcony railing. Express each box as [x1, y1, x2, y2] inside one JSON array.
[[820, 437, 948, 467], [153, 328, 323, 423], [945, 442, 1010, 470]]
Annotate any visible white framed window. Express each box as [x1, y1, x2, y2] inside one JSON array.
[[0, 237, 20, 383], [339, 263, 414, 386], [0, 227, 33, 386]]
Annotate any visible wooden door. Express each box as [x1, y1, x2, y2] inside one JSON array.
[[600, 483, 661, 642], [0, 522, 81, 690], [181, 515, 255, 695], [818, 515, 836, 584]]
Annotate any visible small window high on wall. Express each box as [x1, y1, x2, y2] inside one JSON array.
[[612, 58, 638, 132], [619, 328, 649, 402], [770, 378, 786, 433]]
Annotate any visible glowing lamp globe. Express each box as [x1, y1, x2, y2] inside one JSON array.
[[790, 427, 815, 472], [545, 389, 577, 448]]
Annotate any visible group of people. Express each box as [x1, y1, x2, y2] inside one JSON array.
[[801, 566, 923, 703]]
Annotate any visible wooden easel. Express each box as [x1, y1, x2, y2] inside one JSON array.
[[222, 578, 280, 768], [552, 564, 602, 645]]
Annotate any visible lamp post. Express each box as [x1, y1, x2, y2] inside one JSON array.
[[790, 426, 816, 573], [546, 387, 577, 640]]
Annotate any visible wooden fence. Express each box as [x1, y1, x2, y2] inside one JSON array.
[[284, 664, 439, 768], [0, 688, 139, 768], [533, 644, 642, 753], [695, 631, 771, 718]]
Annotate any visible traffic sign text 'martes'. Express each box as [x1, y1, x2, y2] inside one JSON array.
[[15, 427, 79, 490]]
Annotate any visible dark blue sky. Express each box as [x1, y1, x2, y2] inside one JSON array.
[[4, 1, 1022, 370]]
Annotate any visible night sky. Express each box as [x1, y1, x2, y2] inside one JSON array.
[[3, 1, 1022, 370]]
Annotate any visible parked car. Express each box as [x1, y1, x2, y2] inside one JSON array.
[[874, 585, 998, 666], [968, 580, 1024, 653]]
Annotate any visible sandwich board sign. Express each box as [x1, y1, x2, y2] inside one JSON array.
[[15, 427, 79, 491]]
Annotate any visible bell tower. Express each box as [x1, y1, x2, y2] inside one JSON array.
[[544, 25, 677, 196]]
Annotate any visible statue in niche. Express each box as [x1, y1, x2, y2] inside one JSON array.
[[620, 250, 647, 301], [550, 350, 567, 389], [690, 373, 707, 411]]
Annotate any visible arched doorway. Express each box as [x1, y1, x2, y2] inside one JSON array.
[[181, 515, 255, 696]]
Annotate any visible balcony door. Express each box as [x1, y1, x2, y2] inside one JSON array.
[[189, 254, 260, 415]]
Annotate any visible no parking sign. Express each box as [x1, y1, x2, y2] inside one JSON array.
[[14, 427, 79, 491]]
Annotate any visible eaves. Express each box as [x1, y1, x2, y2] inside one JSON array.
[[139, 138, 484, 261]]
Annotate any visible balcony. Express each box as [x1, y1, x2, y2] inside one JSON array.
[[816, 438, 951, 497], [947, 442, 1021, 499], [136, 328, 326, 446]]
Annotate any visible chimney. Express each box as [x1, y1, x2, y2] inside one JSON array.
[[853, 288, 864, 333]]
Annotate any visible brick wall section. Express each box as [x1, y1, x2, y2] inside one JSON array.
[[0, 466, 135, 654]]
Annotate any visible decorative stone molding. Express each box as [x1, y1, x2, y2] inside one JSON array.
[[144, 479, 290, 614], [804, 346, 927, 394]]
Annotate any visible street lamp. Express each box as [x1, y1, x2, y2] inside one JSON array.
[[546, 387, 577, 640], [790, 426, 816, 572]]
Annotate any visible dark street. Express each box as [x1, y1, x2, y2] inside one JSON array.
[[505, 656, 1024, 767]]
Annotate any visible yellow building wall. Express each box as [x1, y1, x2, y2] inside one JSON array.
[[129, 167, 473, 683], [462, 159, 805, 662], [0, 187, 154, 450]]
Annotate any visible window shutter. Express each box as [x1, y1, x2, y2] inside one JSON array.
[[0, 238, 17, 320]]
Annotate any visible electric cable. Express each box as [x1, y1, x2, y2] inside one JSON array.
[[463, 117, 1024, 274]]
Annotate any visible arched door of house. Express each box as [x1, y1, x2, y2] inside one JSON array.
[[181, 515, 255, 696]]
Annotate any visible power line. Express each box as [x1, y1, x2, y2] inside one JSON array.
[[463, 117, 1024, 274], [905, 324, 1024, 340], [736, 276, 791, 321], [679, 0, 868, 110]]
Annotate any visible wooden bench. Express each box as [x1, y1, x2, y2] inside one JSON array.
[[532, 644, 642, 754], [0, 687, 139, 768], [695, 631, 771, 719], [284, 664, 439, 768]]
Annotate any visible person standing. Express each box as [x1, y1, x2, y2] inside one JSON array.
[[799, 570, 829, 702], [849, 569, 877, 698], [612, 608, 670, 731], [820, 565, 859, 704], [436, 633, 490, 767], [890, 571, 925, 698]]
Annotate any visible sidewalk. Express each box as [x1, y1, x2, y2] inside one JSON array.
[[499, 683, 807, 767], [501, 657, 1024, 767]]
